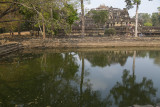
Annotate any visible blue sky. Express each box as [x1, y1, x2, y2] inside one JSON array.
[[85, 0, 160, 17]]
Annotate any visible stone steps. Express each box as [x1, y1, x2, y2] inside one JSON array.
[[0, 43, 23, 56]]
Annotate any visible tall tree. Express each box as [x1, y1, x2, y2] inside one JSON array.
[[81, 0, 85, 36], [138, 13, 152, 26], [158, 7, 160, 14], [157, 7, 160, 25], [91, 10, 108, 28], [152, 13, 160, 26], [0, 0, 78, 38], [125, 0, 152, 37], [65, 4, 79, 31]]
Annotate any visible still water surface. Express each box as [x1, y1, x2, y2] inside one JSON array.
[[0, 49, 160, 107]]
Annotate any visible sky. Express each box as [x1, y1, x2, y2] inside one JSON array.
[[84, 0, 160, 17]]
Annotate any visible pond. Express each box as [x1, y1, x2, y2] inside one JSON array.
[[0, 49, 160, 107]]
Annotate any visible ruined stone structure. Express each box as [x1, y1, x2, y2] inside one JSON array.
[[71, 5, 137, 36], [70, 5, 160, 36], [84, 4, 136, 28]]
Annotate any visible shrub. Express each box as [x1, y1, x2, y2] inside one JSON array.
[[104, 28, 116, 36], [144, 22, 152, 26]]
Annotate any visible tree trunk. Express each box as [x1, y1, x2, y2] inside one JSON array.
[[10, 31, 12, 36], [38, 30, 39, 36], [135, 3, 139, 37], [11, 31, 14, 37], [41, 53, 47, 72], [81, 0, 85, 37], [18, 21, 21, 36], [51, 8, 53, 37], [43, 19, 46, 39]]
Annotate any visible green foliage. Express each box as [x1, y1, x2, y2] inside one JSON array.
[[125, 0, 141, 9], [0, 0, 22, 32], [138, 7, 160, 27], [152, 13, 160, 26], [65, 4, 79, 26], [138, 13, 152, 25], [144, 22, 152, 26], [125, 0, 152, 9], [52, 11, 59, 20], [91, 10, 108, 25], [18, 0, 79, 35], [19, 6, 36, 31], [158, 7, 160, 13], [104, 28, 116, 36], [0, 0, 79, 36], [19, 6, 35, 19], [0, 52, 108, 106]]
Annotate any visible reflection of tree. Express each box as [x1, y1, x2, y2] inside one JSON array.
[[149, 51, 160, 66], [0, 52, 107, 106], [135, 50, 160, 66], [78, 52, 108, 106], [132, 51, 136, 76], [83, 50, 160, 67], [109, 69, 157, 107], [80, 53, 84, 106], [83, 51, 133, 67]]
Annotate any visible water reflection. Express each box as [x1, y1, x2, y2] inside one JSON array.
[[149, 51, 160, 66], [0, 52, 106, 106], [83, 51, 133, 67], [0, 50, 160, 106], [108, 69, 157, 107]]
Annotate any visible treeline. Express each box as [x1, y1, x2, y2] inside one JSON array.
[[0, 0, 79, 37], [0, 0, 160, 38], [137, 9, 160, 27]]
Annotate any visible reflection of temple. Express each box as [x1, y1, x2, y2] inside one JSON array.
[[83, 51, 134, 67]]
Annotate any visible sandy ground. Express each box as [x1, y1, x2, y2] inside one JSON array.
[[0, 31, 31, 36]]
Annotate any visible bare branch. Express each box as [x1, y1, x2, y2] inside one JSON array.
[[0, 1, 19, 19]]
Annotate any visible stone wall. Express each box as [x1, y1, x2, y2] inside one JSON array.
[[60, 26, 160, 36], [22, 37, 160, 48], [58, 27, 127, 36]]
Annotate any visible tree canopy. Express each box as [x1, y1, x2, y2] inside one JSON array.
[[125, 0, 141, 9], [125, 0, 153, 37], [0, 0, 79, 36], [91, 10, 108, 26]]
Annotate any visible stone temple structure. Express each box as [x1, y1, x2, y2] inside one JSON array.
[[81, 4, 137, 28], [71, 5, 143, 36]]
